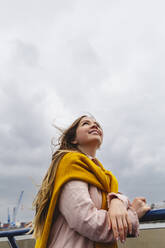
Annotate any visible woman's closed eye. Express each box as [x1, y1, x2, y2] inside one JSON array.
[[82, 121, 90, 126]]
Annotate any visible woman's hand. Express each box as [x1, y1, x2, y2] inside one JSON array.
[[108, 198, 132, 243], [131, 197, 151, 219]]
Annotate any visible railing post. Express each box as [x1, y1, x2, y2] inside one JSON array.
[[8, 236, 18, 248], [0, 228, 30, 248]]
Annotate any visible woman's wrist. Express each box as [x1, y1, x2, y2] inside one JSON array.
[[107, 193, 129, 209]]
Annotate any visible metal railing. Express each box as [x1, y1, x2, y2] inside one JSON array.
[[140, 208, 165, 222], [0, 209, 165, 248], [0, 228, 31, 248]]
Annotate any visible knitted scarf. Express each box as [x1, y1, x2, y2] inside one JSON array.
[[35, 152, 118, 248]]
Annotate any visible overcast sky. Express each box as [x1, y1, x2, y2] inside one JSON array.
[[0, 0, 165, 223]]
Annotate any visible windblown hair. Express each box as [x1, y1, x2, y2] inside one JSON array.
[[32, 115, 87, 238]]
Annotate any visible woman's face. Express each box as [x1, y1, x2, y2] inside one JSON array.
[[73, 116, 103, 148]]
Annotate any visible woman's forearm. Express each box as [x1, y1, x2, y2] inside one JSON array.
[[58, 180, 115, 242]]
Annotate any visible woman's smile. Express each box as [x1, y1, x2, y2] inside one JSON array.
[[88, 129, 102, 136]]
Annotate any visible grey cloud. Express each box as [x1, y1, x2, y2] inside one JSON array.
[[12, 40, 40, 67], [0, 82, 53, 174]]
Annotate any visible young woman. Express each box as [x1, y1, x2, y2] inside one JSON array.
[[32, 115, 150, 248]]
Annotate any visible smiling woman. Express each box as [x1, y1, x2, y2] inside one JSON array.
[[32, 115, 150, 248]]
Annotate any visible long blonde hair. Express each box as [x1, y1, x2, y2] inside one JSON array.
[[32, 115, 86, 238]]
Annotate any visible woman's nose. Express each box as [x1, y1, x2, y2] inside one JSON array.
[[91, 123, 98, 129]]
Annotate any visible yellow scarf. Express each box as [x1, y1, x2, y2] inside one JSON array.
[[35, 152, 118, 248]]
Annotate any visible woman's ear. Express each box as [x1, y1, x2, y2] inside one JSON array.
[[71, 139, 78, 144]]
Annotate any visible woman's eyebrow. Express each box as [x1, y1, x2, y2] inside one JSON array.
[[80, 119, 90, 124], [80, 119, 101, 128]]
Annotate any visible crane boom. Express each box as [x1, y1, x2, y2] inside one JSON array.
[[12, 190, 24, 226]]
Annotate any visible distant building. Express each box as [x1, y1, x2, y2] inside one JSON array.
[[151, 201, 165, 209], [2, 223, 10, 228]]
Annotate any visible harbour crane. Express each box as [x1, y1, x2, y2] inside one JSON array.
[[10, 190, 24, 226], [7, 207, 10, 224]]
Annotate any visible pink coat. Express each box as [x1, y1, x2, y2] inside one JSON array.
[[47, 180, 139, 248]]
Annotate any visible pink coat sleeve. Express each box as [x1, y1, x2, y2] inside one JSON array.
[[58, 180, 138, 242]]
